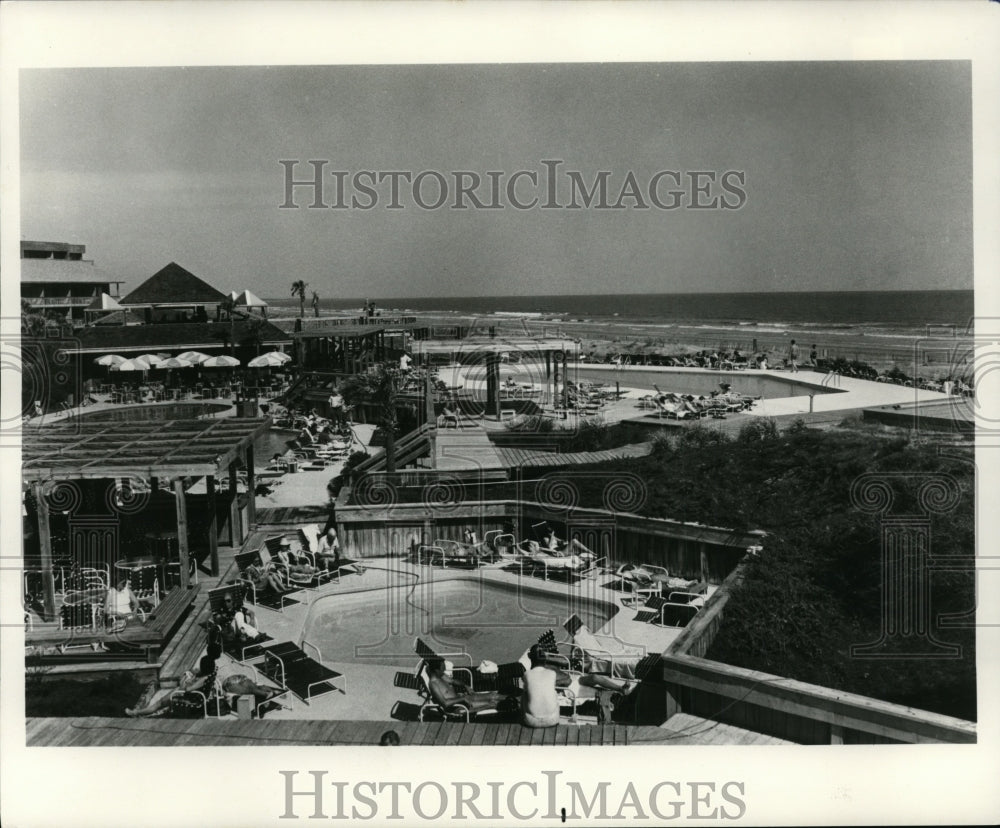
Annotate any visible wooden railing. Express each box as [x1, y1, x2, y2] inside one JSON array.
[[661, 560, 976, 744], [661, 652, 976, 744]]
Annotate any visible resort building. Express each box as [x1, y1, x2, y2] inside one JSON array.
[[119, 261, 230, 324], [20, 240, 124, 325]]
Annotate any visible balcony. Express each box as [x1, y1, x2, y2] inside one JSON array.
[[23, 296, 97, 307]]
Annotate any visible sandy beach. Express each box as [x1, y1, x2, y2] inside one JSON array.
[[268, 307, 973, 381]]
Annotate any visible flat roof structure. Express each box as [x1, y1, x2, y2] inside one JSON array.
[[58, 319, 291, 355], [23, 417, 269, 480], [411, 336, 580, 357], [23, 417, 270, 621]]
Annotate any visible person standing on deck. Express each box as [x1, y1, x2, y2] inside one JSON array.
[[788, 339, 800, 373]]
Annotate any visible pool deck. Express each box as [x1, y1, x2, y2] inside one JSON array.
[[214, 556, 697, 723]]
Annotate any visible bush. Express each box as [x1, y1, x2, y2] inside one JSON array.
[[737, 417, 779, 444]]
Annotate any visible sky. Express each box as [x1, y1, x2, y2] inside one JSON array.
[[19, 62, 972, 300]]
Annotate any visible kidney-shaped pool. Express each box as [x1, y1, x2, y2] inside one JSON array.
[[303, 577, 619, 668]]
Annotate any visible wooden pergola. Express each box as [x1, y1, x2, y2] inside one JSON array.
[[22, 417, 269, 620], [410, 337, 581, 417]]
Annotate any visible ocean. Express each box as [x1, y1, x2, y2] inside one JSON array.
[[266, 290, 974, 338]]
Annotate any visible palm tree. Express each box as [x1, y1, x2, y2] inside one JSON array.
[[291, 280, 308, 318], [340, 365, 403, 473], [219, 297, 237, 354], [242, 316, 266, 356], [312, 291, 320, 318]]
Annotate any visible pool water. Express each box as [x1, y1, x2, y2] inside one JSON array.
[[305, 578, 618, 668], [578, 367, 841, 398], [72, 403, 230, 422]]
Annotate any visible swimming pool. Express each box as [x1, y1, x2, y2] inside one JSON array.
[[72, 402, 230, 422], [303, 577, 618, 668], [577, 367, 841, 398]]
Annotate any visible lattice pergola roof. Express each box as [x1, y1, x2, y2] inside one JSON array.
[[22, 418, 269, 480]]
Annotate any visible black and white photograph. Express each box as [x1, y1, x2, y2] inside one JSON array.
[[2, 2, 999, 826]]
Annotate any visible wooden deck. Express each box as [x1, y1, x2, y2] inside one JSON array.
[[496, 441, 654, 469], [24, 714, 792, 747], [25, 717, 631, 747], [255, 505, 331, 528], [433, 430, 506, 474]]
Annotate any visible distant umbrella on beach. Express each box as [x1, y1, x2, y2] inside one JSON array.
[[136, 353, 167, 366]]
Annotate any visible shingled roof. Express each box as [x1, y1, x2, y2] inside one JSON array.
[[120, 262, 229, 306], [65, 319, 292, 353]]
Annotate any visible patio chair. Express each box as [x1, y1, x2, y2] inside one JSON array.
[[257, 640, 345, 703], [564, 614, 646, 679], [413, 638, 525, 693], [233, 549, 300, 611], [615, 562, 670, 605], [57, 602, 107, 653], [127, 564, 160, 611]]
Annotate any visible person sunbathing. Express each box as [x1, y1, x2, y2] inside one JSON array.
[[274, 539, 320, 579], [426, 660, 506, 713], [126, 656, 218, 717], [213, 592, 262, 642], [244, 561, 289, 595], [221, 673, 285, 708]]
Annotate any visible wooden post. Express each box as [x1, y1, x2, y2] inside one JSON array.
[[206, 474, 219, 577], [561, 350, 569, 409], [245, 445, 256, 528], [545, 350, 552, 405], [32, 483, 57, 622], [228, 461, 241, 546], [425, 372, 437, 469], [173, 478, 191, 589], [830, 724, 845, 745]]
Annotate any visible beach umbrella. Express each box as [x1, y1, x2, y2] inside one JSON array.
[[248, 351, 290, 368], [137, 353, 167, 366], [176, 351, 211, 364], [201, 355, 241, 368], [112, 357, 152, 372], [94, 354, 127, 367], [158, 357, 195, 369]]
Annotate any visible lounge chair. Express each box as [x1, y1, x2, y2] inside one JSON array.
[[404, 639, 521, 722], [255, 641, 345, 703], [233, 550, 300, 612], [632, 595, 699, 627], [416, 540, 481, 569], [564, 614, 646, 679], [299, 523, 362, 576]]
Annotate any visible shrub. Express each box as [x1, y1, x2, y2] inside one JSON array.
[[737, 417, 779, 444]]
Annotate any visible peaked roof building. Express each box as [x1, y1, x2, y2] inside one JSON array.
[[120, 262, 229, 308]]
